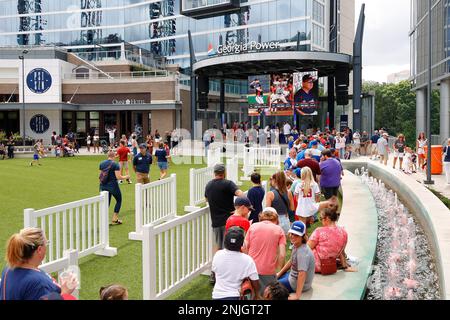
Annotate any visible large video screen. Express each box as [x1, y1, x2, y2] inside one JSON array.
[[248, 71, 319, 117]]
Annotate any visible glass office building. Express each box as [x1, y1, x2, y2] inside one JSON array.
[[410, 0, 450, 143], [0, 0, 336, 69]]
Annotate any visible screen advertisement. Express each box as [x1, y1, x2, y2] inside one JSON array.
[[248, 71, 319, 117]]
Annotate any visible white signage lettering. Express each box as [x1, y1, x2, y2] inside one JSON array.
[[112, 99, 146, 105], [216, 41, 281, 55]]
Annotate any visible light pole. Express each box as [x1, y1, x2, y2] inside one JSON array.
[[424, 0, 434, 185], [18, 49, 29, 146]]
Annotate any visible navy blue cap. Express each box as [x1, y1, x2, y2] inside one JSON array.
[[234, 196, 254, 210]]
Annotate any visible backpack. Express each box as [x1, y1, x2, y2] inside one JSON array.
[[99, 161, 114, 185]]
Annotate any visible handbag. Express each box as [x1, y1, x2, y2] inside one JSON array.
[[316, 246, 345, 276], [240, 277, 254, 300]]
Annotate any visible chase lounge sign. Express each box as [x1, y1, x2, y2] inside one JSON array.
[[27, 68, 52, 94], [217, 41, 281, 55]]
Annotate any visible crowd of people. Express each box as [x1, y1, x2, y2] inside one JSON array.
[[206, 131, 357, 300]]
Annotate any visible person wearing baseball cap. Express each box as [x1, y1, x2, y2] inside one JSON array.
[[225, 196, 254, 233], [277, 221, 315, 300], [133, 143, 152, 184], [211, 227, 261, 300], [205, 163, 244, 253]]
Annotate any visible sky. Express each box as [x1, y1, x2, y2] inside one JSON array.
[[355, 0, 411, 83]]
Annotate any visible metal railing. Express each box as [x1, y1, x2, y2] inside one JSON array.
[[63, 70, 170, 80]]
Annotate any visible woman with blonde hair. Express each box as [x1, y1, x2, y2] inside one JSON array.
[[294, 167, 337, 225], [0, 227, 77, 300], [266, 171, 295, 235]]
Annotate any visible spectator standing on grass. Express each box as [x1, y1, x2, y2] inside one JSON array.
[[297, 149, 321, 183], [243, 208, 286, 296], [205, 163, 244, 254], [265, 172, 295, 235], [284, 148, 298, 171], [133, 143, 152, 184], [319, 149, 343, 200], [131, 134, 138, 157], [0, 227, 77, 300], [155, 142, 169, 180], [277, 221, 315, 300], [247, 172, 266, 223], [116, 140, 132, 184], [99, 150, 130, 225], [294, 167, 337, 226], [225, 196, 254, 233], [212, 227, 261, 300], [30, 141, 41, 166], [443, 138, 450, 185]]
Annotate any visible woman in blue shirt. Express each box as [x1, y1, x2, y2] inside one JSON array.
[[99, 150, 130, 224], [155, 142, 169, 180], [0, 227, 76, 300]]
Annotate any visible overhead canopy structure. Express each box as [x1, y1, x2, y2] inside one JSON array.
[[193, 51, 353, 79]]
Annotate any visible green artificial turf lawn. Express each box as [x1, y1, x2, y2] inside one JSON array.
[[1, 155, 334, 300], [0, 155, 207, 300], [0, 155, 270, 300]]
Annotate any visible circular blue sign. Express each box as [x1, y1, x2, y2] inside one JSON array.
[[27, 68, 52, 94], [30, 114, 50, 134]]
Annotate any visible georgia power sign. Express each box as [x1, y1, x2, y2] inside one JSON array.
[[26, 68, 52, 94]]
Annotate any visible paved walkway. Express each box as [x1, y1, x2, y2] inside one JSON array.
[[301, 170, 378, 300]]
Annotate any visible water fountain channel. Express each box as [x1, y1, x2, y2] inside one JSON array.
[[354, 168, 441, 300]]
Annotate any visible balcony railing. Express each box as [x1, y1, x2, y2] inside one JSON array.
[[63, 70, 171, 80]]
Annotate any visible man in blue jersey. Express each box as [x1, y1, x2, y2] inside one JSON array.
[[294, 74, 317, 115]]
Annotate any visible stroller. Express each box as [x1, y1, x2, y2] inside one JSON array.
[[100, 140, 109, 154]]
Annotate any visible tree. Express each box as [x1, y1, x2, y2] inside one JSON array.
[[363, 80, 440, 148]]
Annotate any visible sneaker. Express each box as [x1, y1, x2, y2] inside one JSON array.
[[118, 180, 123, 184], [128, 180, 132, 184]]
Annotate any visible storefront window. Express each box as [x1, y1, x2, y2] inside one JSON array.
[[76, 112, 86, 134], [62, 111, 73, 135]]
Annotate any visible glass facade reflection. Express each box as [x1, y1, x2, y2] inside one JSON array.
[[410, 0, 450, 88], [0, 0, 328, 68]]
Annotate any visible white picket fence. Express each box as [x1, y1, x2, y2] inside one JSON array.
[[142, 206, 213, 300], [207, 146, 222, 167], [226, 156, 241, 186], [129, 174, 178, 241], [242, 146, 281, 178], [24, 191, 117, 273], [184, 166, 215, 212]]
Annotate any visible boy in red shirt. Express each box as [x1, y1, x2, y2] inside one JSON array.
[[225, 196, 254, 233], [116, 140, 132, 184]]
